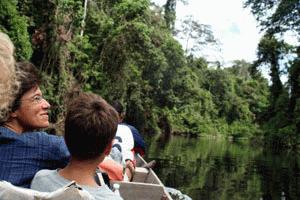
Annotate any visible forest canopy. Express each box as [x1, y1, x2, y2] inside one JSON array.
[[0, 0, 299, 148]]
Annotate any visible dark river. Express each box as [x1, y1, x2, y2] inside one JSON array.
[[144, 135, 300, 200]]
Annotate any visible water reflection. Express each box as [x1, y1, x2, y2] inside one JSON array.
[[145, 135, 300, 200]]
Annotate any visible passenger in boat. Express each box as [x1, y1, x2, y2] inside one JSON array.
[[99, 101, 146, 181], [0, 61, 70, 188], [0, 32, 19, 123], [112, 101, 146, 156], [31, 92, 123, 200]]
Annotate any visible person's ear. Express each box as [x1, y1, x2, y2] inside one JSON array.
[[9, 111, 18, 118], [104, 142, 112, 156], [120, 112, 125, 121]]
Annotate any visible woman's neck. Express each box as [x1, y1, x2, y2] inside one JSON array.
[[3, 121, 24, 134]]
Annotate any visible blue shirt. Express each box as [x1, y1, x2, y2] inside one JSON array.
[[0, 127, 70, 188]]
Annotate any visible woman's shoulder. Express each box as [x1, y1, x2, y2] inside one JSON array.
[[29, 132, 68, 154], [32, 131, 64, 143]]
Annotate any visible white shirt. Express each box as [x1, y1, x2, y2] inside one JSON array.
[[113, 124, 134, 162]]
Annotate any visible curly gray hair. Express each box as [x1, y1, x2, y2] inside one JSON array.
[[0, 32, 20, 123]]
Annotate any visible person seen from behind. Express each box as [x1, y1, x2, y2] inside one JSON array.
[[99, 101, 146, 181], [31, 92, 123, 200], [112, 101, 146, 156]]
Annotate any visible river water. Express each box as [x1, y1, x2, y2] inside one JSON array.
[[144, 135, 300, 200]]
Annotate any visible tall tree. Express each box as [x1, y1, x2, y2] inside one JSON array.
[[245, 0, 299, 144], [288, 47, 300, 132], [254, 33, 291, 113], [164, 0, 176, 31], [244, 0, 300, 34], [163, 0, 187, 32], [176, 15, 218, 56]]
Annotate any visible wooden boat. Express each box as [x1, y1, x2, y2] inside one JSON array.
[[110, 154, 173, 200]]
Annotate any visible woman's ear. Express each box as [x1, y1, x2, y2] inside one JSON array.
[[9, 111, 18, 118]]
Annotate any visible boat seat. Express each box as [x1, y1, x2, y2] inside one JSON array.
[[111, 181, 171, 200], [112, 167, 172, 200], [132, 167, 160, 184], [131, 167, 149, 182]]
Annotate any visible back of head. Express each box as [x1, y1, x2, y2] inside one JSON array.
[[0, 32, 18, 123], [111, 101, 124, 115], [111, 100, 125, 122], [0, 33, 14, 67], [65, 92, 119, 160]]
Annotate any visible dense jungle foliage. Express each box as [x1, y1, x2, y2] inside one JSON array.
[[0, 0, 299, 147]]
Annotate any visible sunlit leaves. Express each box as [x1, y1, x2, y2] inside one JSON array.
[[175, 15, 219, 56], [0, 0, 32, 60], [244, 0, 300, 33]]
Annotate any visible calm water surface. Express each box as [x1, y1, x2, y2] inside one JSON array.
[[144, 135, 300, 200]]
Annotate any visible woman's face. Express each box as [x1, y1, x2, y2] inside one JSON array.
[[12, 86, 50, 132]]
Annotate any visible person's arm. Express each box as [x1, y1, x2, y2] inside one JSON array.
[[127, 125, 146, 156], [125, 159, 135, 181], [52, 136, 70, 167]]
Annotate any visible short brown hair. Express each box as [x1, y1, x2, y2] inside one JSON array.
[[64, 92, 118, 160], [11, 62, 41, 112]]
